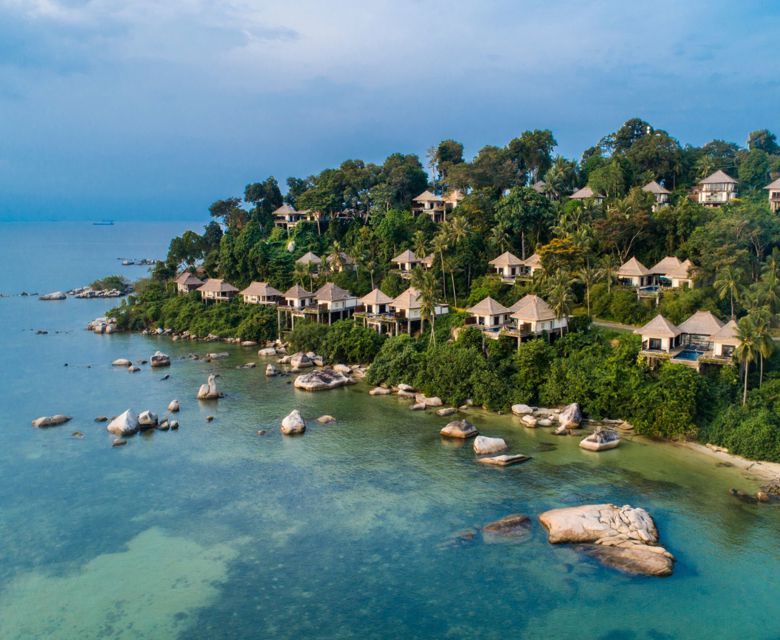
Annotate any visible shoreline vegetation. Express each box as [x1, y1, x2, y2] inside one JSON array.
[[104, 118, 780, 464]]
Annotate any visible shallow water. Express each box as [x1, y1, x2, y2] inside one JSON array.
[[1, 221, 779, 639]]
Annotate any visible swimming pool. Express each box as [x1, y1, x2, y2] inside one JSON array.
[[673, 349, 703, 361]]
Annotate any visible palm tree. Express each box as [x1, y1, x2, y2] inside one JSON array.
[[751, 307, 774, 387], [489, 223, 511, 254], [577, 259, 600, 317], [714, 265, 744, 320], [412, 230, 428, 262], [410, 267, 438, 345], [431, 232, 449, 303], [599, 254, 619, 294], [294, 262, 311, 290], [547, 269, 574, 338], [735, 316, 757, 405]]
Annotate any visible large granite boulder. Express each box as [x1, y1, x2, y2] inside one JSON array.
[[521, 415, 538, 428], [424, 396, 443, 407], [436, 407, 457, 417], [473, 436, 507, 455], [440, 419, 478, 439], [138, 410, 159, 429], [333, 364, 352, 375], [511, 404, 533, 416], [397, 383, 415, 393], [167, 400, 180, 413], [538, 503, 673, 577], [107, 409, 139, 436], [39, 291, 66, 301], [293, 368, 351, 391], [265, 364, 280, 377], [112, 358, 132, 367], [197, 374, 220, 400], [290, 352, 314, 370], [31, 415, 71, 428], [150, 351, 171, 367], [558, 403, 582, 429], [281, 410, 306, 435], [258, 347, 277, 357]]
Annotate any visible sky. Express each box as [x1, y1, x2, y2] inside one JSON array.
[[0, 0, 778, 221]]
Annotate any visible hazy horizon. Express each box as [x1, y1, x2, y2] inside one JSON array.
[[1, 0, 778, 221]]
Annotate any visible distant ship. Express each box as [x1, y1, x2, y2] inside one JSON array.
[[93, 220, 115, 226]]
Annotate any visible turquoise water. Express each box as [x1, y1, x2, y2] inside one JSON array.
[[1, 222, 780, 639]]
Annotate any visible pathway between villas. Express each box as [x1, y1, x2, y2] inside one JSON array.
[[592, 318, 636, 333]]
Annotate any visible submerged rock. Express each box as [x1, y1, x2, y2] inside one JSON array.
[[577, 543, 674, 577], [436, 407, 457, 417], [258, 347, 277, 357], [410, 402, 426, 411], [293, 368, 351, 391], [167, 400, 180, 413], [281, 409, 306, 435], [482, 514, 532, 543], [106, 409, 139, 436], [316, 415, 336, 424], [112, 358, 132, 367], [265, 364, 280, 377], [440, 419, 478, 439], [31, 415, 71, 428], [521, 415, 538, 428], [369, 387, 391, 396], [477, 454, 531, 467], [473, 436, 507, 455]]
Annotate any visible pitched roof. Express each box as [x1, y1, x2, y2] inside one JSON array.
[[510, 294, 555, 321], [667, 258, 694, 280], [699, 170, 737, 185], [634, 314, 680, 338], [650, 256, 683, 275], [326, 251, 355, 266], [443, 190, 465, 204], [240, 281, 283, 298], [413, 190, 441, 203], [392, 249, 419, 264], [678, 310, 724, 337], [489, 251, 524, 268], [642, 180, 671, 195], [570, 186, 603, 200], [618, 257, 650, 277], [390, 287, 421, 310], [766, 177, 780, 190], [467, 296, 511, 316], [532, 180, 546, 193], [711, 319, 741, 346], [175, 272, 203, 286], [360, 288, 393, 306], [273, 203, 298, 215], [315, 282, 353, 302], [524, 253, 542, 269], [421, 254, 435, 268], [296, 251, 322, 265], [197, 278, 238, 294], [284, 284, 313, 299]]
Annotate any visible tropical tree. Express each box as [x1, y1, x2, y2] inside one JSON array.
[[410, 267, 439, 345], [750, 307, 774, 387], [431, 232, 449, 302], [714, 265, 745, 319], [412, 230, 428, 261], [546, 269, 574, 337], [735, 316, 757, 405], [577, 259, 601, 317]]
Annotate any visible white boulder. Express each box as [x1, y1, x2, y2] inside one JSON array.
[[440, 419, 478, 439], [369, 387, 391, 396], [150, 351, 171, 367], [559, 403, 582, 429], [197, 374, 220, 400], [290, 352, 314, 370], [265, 364, 280, 377], [511, 404, 534, 416], [473, 436, 508, 455], [281, 410, 306, 435], [107, 409, 139, 436], [294, 369, 351, 391], [138, 410, 159, 429], [167, 400, 180, 413], [31, 415, 71, 428], [112, 358, 132, 367]]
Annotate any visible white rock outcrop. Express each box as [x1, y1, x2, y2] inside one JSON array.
[[31, 415, 71, 428], [167, 400, 180, 413], [293, 369, 351, 391], [107, 409, 139, 436], [511, 404, 534, 416], [150, 351, 171, 367], [281, 409, 306, 435], [440, 419, 478, 439], [558, 403, 582, 429], [197, 374, 220, 400], [138, 410, 158, 428], [473, 436, 508, 455], [112, 358, 132, 367]]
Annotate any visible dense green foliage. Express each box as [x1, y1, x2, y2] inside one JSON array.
[[91, 275, 130, 292], [288, 320, 385, 364]]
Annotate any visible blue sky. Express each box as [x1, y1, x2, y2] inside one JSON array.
[[0, 0, 778, 221]]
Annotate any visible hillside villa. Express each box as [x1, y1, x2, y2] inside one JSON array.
[[570, 186, 605, 205], [642, 180, 671, 211], [465, 294, 567, 343], [649, 256, 695, 289], [411, 190, 464, 223], [326, 251, 355, 272], [295, 251, 322, 273], [635, 311, 738, 370], [355, 287, 449, 336], [277, 282, 358, 331], [391, 250, 434, 278], [240, 282, 283, 305], [617, 257, 654, 289], [175, 271, 204, 294], [694, 170, 738, 207], [766, 177, 780, 213], [196, 278, 238, 302], [488, 251, 542, 283]]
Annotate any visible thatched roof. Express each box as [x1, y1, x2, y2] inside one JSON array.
[[175, 272, 203, 286], [650, 256, 682, 275], [392, 249, 419, 264], [766, 177, 780, 190], [678, 311, 724, 337], [642, 180, 671, 195], [618, 257, 650, 277], [421, 254, 435, 268], [711, 319, 741, 346], [634, 314, 680, 338], [570, 186, 603, 200], [284, 284, 313, 299], [699, 170, 737, 185], [360, 288, 393, 306], [296, 251, 322, 266], [240, 281, 283, 298], [524, 253, 542, 269], [197, 278, 238, 294], [510, 295, 555, 322], [274, 204, 298, 215], [390, 287, 421, 310], [413, 190, 441, 203], [467, 297, 511, 317], [315, 282, 353, 303], [489, 251, 523, 268]]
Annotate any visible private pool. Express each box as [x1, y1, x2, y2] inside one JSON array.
[[673, 349, 704, 361]]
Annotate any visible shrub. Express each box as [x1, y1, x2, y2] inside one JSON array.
[[288, 321, 330, 354], [365, 334, 423, 386], [320, 320, 385, 364]]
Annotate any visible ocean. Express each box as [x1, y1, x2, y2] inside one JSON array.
[[0, 221, 778, 639]]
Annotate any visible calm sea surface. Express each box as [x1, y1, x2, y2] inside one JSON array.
[[0, 221, 779, 639]]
